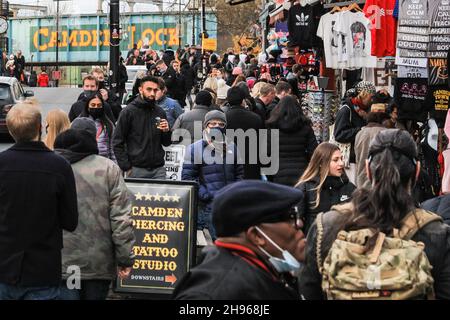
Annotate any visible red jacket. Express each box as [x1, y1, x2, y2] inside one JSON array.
[[37, 73, 49, 87]]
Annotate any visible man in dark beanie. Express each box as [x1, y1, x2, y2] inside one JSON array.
[[54, 118, 135, 300], [172, 90, 216, 145], [182, 110, 243, 240], [173, 180, 305, 300], [225, 86, 264, 179]]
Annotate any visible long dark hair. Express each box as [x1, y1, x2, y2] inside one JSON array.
[[348, 129, 418, 233], [80, 92, 115, 139], [266, 95, 310, 131]]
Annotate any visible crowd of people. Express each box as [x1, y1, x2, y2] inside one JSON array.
[[1, 50, 26, 83], [1, 43, 450, 301]]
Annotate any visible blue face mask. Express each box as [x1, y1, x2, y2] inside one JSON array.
[[256, 226, 301, 275]]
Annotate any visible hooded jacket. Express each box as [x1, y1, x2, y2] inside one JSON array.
[[69, 92, 116, 123], [112, 96, 172, 172], [333, 99, 367, 163], [296, 175, 356, 233], [54, 130, 135, 280]]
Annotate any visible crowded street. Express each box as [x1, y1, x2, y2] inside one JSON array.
[[0, 0, 449, 309]]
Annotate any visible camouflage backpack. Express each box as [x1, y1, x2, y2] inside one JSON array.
[[315, 204, 442, 300]]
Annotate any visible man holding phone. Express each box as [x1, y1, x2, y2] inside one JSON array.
[[113, 76, 171, 179]]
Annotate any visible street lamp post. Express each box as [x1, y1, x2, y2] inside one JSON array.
[[109, 0, 120, 96], [55, 0, 59, 87]]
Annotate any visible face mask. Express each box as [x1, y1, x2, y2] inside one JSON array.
[[255, 226, 301, 274], [84, 90, 96, 98], [89, 108, 104, 119]]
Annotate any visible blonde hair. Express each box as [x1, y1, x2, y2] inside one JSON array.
[[6, 101, 42, 142], [251, 82, 265, 98], [295, 143, 341, 209], [44, 109, 70, 150], [91, 67, 104, 76]]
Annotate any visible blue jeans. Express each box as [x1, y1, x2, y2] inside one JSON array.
[[0, 283, 60, 300], [198, 203, 216, 240], [58, 280, 111, 300]]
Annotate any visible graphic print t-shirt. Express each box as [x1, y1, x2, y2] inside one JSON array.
[[398, 0, 430, 26], [317, 12, 347, 69], [429, 59, 449, 86], [364, 0, 397, 57], [394, 77, 429, 121], [335, 11, 377, 68], [427, 86, 450, 127], [288, 3, 325, 48], [429, 0, 450, 28]]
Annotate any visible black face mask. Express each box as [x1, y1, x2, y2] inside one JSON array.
[[89, 108, 104, 119]]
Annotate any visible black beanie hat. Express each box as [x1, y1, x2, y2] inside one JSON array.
[[227, 86, 246, 105], [195, 90, 213, 106]]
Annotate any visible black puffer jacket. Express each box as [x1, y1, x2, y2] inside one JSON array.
[[422, 194, 450, 226], [267, 123, 318, 187], [333, 99, 367, 163], [296, 175, 356, 233], [298, 207, 450, 300], [112, 96, 172, 172]]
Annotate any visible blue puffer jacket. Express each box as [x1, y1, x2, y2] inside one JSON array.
[[158, 95, 184, 128], [182, 140, 244, 208]]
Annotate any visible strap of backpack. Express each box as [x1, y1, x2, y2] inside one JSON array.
[[315, 212, 324, 274], [395, 209, 443, 240]]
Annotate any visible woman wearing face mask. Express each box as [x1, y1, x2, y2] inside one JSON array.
[[79, 92, 116, 162], [182, 110, 244, 240], [295, 143, 356, 234], [44, 109, 70, 150]]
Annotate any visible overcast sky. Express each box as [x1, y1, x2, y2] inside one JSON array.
[[12, 0, 188, 15]]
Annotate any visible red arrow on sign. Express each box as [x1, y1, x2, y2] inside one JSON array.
[[165, 273, 177, 285]]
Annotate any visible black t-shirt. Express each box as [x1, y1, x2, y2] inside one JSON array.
[[394, 77, 430, 121], [427, 86, 450, 128], [287, 3, 325, 48]]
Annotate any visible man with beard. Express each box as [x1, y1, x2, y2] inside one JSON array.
[[112, 76, 171, 179]]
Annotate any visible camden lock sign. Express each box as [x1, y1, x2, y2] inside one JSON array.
[[116, 179, 198, 295]]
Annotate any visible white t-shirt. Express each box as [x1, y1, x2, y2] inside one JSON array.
[[317, 12, 347, 69], [335, 11, 377, 68]]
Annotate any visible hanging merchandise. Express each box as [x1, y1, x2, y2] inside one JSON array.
[[394, 77, 430, 122], [317, 6, 377, 69], [429, 58, 448, 86], [287, 1, 325, 48], [398, 65, 429, 78], [427, 86, 450, 128], [363, 0, 397, 57], [397, 0, 429, 27]]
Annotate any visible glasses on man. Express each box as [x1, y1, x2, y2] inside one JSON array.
[[207, 121, 226, 128]]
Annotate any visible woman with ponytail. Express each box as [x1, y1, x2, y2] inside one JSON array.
[[298, 129, 450, 300], [295, 142, 355, 233]]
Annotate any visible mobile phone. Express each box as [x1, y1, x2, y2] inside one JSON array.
[[155, 117, 161, 127]]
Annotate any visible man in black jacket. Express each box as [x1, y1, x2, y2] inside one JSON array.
[[69, 75, 116, 122], [113, 75, 171, 179], [254, 83, 276, 122], [226, 87, 264, 180], [0, 102, 78, 300], [173, 180, 305, 300], [266, 81, 292, 117]]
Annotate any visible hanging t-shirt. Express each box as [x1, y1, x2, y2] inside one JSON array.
[[398, 0, 430, 27], [448, 47, 450, 87], [429, 59, 448, 86], [397, 26, 429, 34], [288, 3, 325, 48], [427, 86, 450, 127], [316, 12, 347, 69], [398, 65, 429, 78], [394, 77, 430, 121], [335, 11, 377, 68], [429, 0, 450, 28], [400, 49, 428, 58], [364, 0, 397, 57]]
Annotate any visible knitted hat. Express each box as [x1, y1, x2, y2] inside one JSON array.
[[195, 90, 213, 106], [71, 117, 96, 139], [203, 110, 227, 128], [232, 67, 243, 76], [226, 86, 246, 106], [355, 81, 376, 95]]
